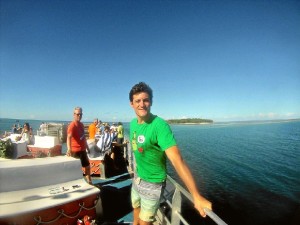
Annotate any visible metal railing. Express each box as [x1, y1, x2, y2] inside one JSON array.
[[156, 175, 228, 225]]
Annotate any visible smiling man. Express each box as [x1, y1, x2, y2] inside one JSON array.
[[129, 82, 212, 225]]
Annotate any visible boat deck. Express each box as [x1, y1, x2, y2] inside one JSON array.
[[0, 136, 227, 225], [0, 156, 100, 225]]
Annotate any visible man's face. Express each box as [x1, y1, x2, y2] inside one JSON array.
[[130, 92, 151, 120], [73, 109, 82, 121]]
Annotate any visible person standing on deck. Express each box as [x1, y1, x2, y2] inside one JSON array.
[[117, 122, 124, 144], [11, 124, 17, 134], [67, 107, 92, 184], [129, 82, 212, 225], [88, 118, 98, 139]]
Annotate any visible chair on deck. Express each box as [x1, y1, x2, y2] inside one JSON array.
[[87, 131, 113, 178]]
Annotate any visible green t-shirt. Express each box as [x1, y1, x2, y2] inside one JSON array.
[[130, 115, 177, 182]]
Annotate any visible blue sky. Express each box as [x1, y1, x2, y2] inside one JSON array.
[[1, 0, 299, 122]]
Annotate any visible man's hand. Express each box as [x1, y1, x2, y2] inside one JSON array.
[[194, 194, 212, 218]]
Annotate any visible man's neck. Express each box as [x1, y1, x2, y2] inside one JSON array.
[[137, 113, 152, 124]]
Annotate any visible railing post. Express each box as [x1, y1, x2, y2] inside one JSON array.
[[171, 188, 182, 225], [100, 160, 106, 179], [166, 175, 228, 225]]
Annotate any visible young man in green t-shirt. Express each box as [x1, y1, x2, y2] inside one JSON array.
[[129, 82, 212, 225]]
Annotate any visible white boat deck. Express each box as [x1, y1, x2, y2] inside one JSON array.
[[0, 156, 100, 218]]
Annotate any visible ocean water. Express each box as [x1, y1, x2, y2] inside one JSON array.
[[168, 121, 300, 225], [0, 118, 299, 225]]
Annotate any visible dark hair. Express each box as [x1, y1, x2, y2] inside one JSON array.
[[129, 82, 153, 103]]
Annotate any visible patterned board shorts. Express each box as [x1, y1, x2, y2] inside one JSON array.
[[131, 177, 166, 222]]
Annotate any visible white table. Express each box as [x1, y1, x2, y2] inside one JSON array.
[[34, 136, 59, 148]]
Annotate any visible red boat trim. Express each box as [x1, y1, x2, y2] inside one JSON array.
[[33, 196, 100, 225]]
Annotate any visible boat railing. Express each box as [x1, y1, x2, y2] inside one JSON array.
[[156, 175, 228, 225], [44, 123, 67, 143]]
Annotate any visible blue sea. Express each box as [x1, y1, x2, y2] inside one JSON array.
[[1, 118, 299, 225]]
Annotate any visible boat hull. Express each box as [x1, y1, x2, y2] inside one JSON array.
[[0, 157, 101, 225], [0, 193, 99, 225], [27, 144, 62, 157]]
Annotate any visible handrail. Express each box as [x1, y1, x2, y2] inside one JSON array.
[[204, 208, 228, 225], [166, 175, 228, 225]]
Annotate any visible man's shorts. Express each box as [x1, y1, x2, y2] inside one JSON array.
[[131, 176, 165, 222], [70, 150, 90, 168]]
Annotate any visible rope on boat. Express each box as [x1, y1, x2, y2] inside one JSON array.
[[33, 195, 100, 225]]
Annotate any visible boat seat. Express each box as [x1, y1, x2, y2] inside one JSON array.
[[87, 139, 106, 159], [0, 156, 100, 218]]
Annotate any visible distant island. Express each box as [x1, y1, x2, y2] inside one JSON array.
[[167, 118, 213, 124]]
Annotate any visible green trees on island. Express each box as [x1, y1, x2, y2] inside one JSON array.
[[167, 118, 213, 124]]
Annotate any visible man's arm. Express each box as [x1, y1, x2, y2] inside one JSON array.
[[66, 133, 72, 156], [165, 146, 212, 217], [85, 138, 90, 153]]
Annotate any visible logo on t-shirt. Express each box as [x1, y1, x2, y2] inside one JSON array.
[[138, 135, 145, 143]]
